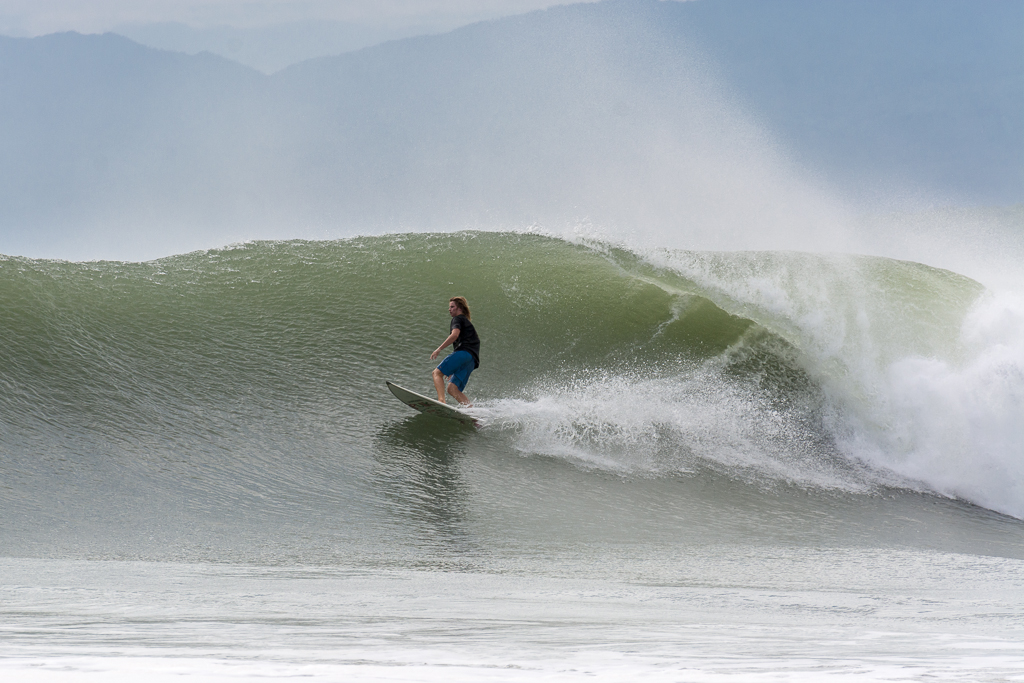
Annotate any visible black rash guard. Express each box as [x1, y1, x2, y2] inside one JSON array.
[[450, 314, 480, 368]]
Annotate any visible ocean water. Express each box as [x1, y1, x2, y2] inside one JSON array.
[[2, 232, 1023, 680]]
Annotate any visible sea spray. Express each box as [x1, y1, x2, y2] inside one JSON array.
[[482, 360, 874, 492]]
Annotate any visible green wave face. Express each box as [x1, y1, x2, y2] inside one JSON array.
[[0, 233, 761, 428], [0, 232, 985, 463], [3, 232, 1019, 563]]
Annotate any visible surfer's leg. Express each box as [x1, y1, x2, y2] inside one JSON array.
[[432, 368, 448, 403], [447, 382, 471, 406]]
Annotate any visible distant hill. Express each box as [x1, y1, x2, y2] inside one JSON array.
[[112, 19, 465, 75], [0, 0, 1020, 259], [0, 32, 262, 241]]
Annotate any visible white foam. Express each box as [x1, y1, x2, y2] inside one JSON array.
[[851, 291, 1024, 518], [644, 250, 1024, 518], [480, 365, 872, 492], [4, 553, 1024, 682]]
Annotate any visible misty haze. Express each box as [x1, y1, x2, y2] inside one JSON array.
[[0, 0, 1020, 260]]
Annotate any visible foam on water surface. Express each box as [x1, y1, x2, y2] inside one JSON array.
[[3, 552, 1024, 682]]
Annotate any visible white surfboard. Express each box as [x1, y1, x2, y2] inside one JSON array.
[[386, 381, 478, 426]]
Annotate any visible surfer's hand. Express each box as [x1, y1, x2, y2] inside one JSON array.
[[430, 348, 439, 360]]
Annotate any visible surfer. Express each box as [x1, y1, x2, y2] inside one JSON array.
[[430, 296, 480, 406]]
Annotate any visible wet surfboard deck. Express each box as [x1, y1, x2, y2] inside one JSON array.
[[386, 381, 479, 426]]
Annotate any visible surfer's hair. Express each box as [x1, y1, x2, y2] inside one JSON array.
[[450, 296, 471, 320]]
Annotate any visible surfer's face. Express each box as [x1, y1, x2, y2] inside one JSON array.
[[449, 301, 461, 317]]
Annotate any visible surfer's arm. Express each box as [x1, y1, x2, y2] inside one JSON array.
[[430, 328, 460, 360]]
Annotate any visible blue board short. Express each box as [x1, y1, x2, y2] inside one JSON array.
[[437, 350, 475, 392]]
